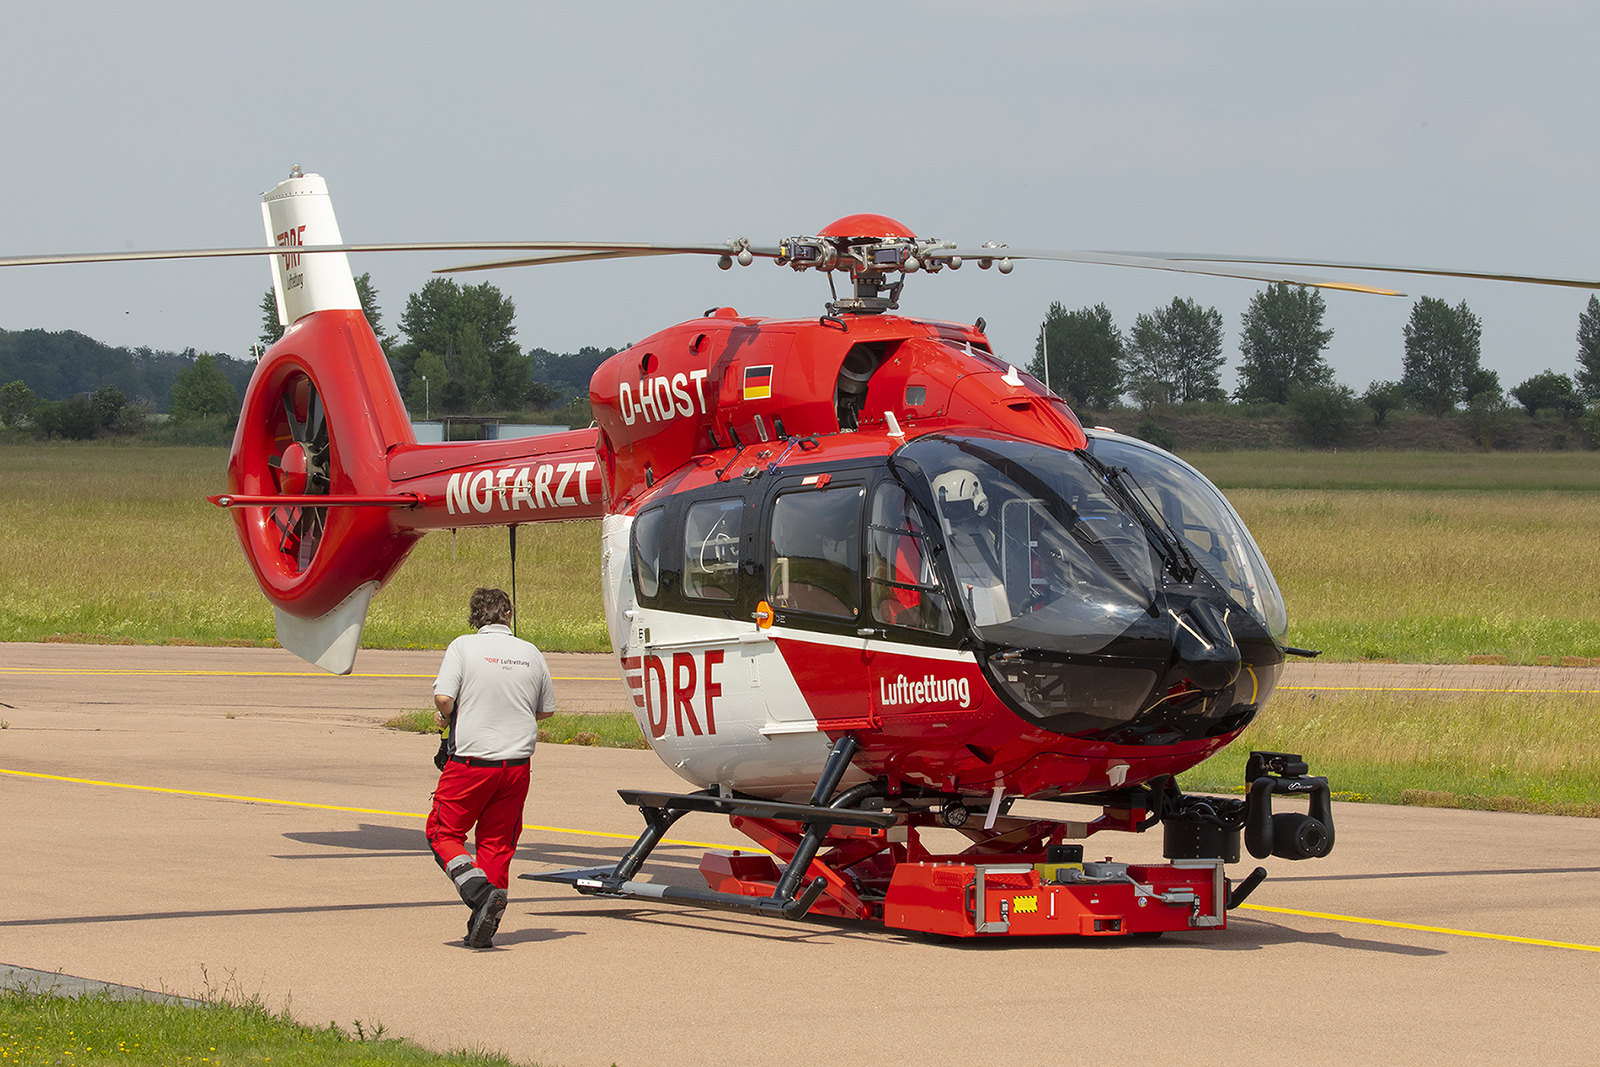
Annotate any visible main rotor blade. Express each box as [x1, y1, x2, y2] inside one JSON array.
[[438, 248, 693, 273], [927, 247, 1405, 296], [0, 240, 751, 269], [1092, 252, 1600, 292], [8, 232, 1590, 295], [436, 243, 787, 273]]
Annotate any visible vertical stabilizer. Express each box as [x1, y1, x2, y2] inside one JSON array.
[[261, 169, 362, 326]]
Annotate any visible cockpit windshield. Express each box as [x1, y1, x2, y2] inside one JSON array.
[[894, 435, 1158, 655], [1085, 435, 1288, 640]]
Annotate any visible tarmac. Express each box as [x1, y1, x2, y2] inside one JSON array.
[[2, 642, 1598, 1066]]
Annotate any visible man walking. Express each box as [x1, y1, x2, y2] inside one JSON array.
[[426, 587, 554, 948]]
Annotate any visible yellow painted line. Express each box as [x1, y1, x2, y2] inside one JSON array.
[[1238, 903, 1600, 954], [0, 668, 615, 681], [10, 767, 1595, 950], [1281, 685, 1600, 695], [0, 767, 735, 850]]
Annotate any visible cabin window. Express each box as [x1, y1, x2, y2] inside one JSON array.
[[684, 498, 744, 601], [868, 484, 953, 634], [633, 506, 665, 599], [768, 487, 864, 619]]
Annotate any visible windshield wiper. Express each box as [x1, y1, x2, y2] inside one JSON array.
[[1079, 450, 1198, 583]]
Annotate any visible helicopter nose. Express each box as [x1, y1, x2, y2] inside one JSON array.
[[1171, 600, 1242, 691]]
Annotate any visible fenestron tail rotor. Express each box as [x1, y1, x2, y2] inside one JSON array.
[[265, 374, 333, 574]]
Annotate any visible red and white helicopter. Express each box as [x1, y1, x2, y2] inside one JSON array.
[[10, 171, 1597, 939]]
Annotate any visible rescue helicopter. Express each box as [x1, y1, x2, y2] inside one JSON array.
[[8, 170, 1597, 939]]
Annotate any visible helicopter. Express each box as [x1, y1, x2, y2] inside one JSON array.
[[9, 170, 1596, 939]]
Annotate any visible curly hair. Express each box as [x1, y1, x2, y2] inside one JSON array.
[[468, 587, 514, 629]]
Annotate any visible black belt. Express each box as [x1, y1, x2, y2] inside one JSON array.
[[448, 756, 530, 768]]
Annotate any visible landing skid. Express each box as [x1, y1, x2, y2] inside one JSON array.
[[527, 736, 882, 920], [526, 744, 1324, 939]]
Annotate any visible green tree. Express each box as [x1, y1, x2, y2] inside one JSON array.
[[405, 350, 450, 417], [452, 322, 493, 405], [530, 346, 620, 399], [1029, 302, 1123, 409], [54, 396, 99, 439], [354, 274, 391, 351], [30, 400, 64, 439], [396, 279, 527, 411], [90, 385, 136, 433], [1361, 380, 1405, 425], [1576, 295, 1600, 403], [2, 379, 36, 426], [525, 381, 561, 409], [1235, 284, 1334, 404], [439, 377, 471, 415], [1288, 382, 1359, 448], [258, 288, 285, 349], [1510, 369, 1583, 418], [1465, 366, 1500, 402], [1126, 297, 1226, 406], [259, 272, 390, 352], [1463, 387, 1512, 449], [1401, 296, 1483, 416], [170, 353, 240, 420]]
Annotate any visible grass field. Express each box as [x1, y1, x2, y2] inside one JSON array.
[[0, 988, 531, 1066], [1188, 448, 1600, 492], [2, 443, 1596, 661], [0, 443, 607, 651], [1227, 487, 1600, 661], [1178, 687, 1600, 813], [384, 708, 650, 749]]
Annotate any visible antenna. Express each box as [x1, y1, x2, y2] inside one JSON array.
[[1041, 323, 1051, 394]]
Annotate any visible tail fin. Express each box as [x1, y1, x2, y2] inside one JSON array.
[[228, 171, 418, 674], [261, 168, 363, 325]]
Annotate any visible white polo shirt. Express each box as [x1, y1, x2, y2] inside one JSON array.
[[433, 624, 554, 761]]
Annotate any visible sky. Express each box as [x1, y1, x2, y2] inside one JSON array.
[[3, 1, 1597, 399]]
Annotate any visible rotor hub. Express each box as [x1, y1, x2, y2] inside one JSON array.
[[776, 215, 978, 316], [278, 441, 310, 495]]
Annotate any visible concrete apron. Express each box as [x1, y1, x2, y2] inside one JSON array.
[[2, 642, 1598, 1066]]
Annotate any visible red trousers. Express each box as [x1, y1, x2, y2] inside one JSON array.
[[425, 761, 530, 889]]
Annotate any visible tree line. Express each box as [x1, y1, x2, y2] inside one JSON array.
[[15, 268, 1597, 445], [260, 275, 614, 420], [1032, 284, 1600, 431], [2, 275, 616, 440]]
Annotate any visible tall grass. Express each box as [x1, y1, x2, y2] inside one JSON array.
[[0, 444, 606, 651], [4, 445, 1597, 660], [1189, 449, 1600, 492], [1179, 688, 1600, 810], [364, 520, 605, 650], [1229, 488, 1600, 661]]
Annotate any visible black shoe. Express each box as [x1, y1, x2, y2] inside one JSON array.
[[466, 887, 507, 948]]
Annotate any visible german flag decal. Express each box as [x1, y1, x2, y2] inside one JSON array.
[[742, 365, 774, 400]]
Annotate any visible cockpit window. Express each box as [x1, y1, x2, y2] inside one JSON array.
[[1086, 435, 1287, 640], [895, 435, 1157, 654]]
